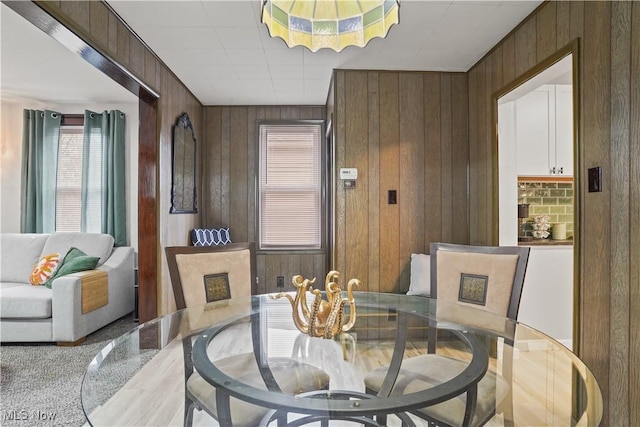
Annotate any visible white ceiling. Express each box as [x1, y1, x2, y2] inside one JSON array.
[[0, 4, 136, 105], [1, 1, 543, 107]]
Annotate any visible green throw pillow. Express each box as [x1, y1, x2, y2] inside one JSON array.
[[45, 247, 100, 288]]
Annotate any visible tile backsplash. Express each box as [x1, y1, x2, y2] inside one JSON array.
[[518, 179, 574, 238]]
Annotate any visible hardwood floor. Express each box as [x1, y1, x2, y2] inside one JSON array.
[[84, 334, 598, 426]]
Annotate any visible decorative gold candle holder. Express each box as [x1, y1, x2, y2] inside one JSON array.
[[270, 271, 360, 339]]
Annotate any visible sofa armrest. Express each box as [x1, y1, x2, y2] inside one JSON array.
[[98, 246, 135, 290], [50, 246, 135, 342]]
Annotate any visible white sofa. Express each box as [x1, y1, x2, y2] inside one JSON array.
[[0, 232, 135, 344]]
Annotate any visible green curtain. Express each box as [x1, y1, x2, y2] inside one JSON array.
[[83, 110, 127, 246], [20, 110, 61, 233]]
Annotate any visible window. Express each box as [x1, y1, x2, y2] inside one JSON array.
[[258, 123, 323, 250], [55, 126, 84, 231], [55, 124, 102, 233]]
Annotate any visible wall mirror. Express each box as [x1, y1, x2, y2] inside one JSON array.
[[170, 113, 197, 213]]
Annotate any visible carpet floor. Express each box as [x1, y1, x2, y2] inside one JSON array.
[[0, 314, 137, 426]]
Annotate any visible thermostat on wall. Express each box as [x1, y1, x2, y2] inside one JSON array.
[[339, 168, 358, 180]]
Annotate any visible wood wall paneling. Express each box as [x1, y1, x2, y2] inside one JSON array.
[[59, 1, 89, 30], [229, 108, 249, 242], [399, 73, 425, 287], [378, 72, 401, 292], [491, 46, 504, 100], [439, 74, 453, 243], [468, 68, 479, 244], [476, 61, 490, 245], [367, 72, 381, 293], [423, 73, 443, 248], [220, 108, 231, 226], [555, 1, 572, 49], [247, 108, 257, 243], [609, 1, 631, 424], [582, 2, 612, 424], [116, 20, 130, 69], [630, 2, 640, 423], [501, 35, 516, 89], [88, 2, 109, 50], [202, 106, 326, 293], [514, 17, 537, 79], [204, 108, 223, 227], [401, 71, 418, 282], [536, 2, 557, 62], [334, 70, 468, 293], [345, 72, 369, 288], [569, 2, 585, 48], [335, 72, 347, 277], [468, 1, 640, 424], [451, 74, 469, 244]]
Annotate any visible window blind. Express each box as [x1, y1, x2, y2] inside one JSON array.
[[259, 124, 321, 249], [55, 127, 83, 231]]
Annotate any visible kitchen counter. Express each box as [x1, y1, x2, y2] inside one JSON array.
[[519, 238, 573, 246]]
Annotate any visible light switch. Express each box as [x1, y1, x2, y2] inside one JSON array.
[[588, 167, 602, 192]]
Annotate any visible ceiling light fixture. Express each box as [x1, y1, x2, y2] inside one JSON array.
[[261, 0, 400, 53]]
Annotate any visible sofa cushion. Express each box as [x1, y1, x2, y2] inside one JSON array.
[[45, 247, 100, 289], [0, 282, 52, 318], [0, 233, 49, 283], [41, 233, 114, 266], [29, 252, 62, 285]]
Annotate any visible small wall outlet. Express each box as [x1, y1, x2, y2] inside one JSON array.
[[387, 308, 397, 321], [388, 190, 397, 204], [276, 276, 284, 288]]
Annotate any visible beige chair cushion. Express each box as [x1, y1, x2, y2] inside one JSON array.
[[436, 251, 519, 316], [187, 353, 330, 426], [175, 249, 252, 308], [364, 353, 508, 427]]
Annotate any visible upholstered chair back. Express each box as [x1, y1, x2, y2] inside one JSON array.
[[430, 242, 530, 321], [165, 242, 256, 310]]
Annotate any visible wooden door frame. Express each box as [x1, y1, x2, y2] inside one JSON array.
[[491, 39, 581, 354]]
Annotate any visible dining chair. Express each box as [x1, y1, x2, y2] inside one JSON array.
[[165, 242, 329, 426], [364, 242, 530, 427]]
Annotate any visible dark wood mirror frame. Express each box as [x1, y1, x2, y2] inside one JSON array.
[[170, 113, 197, 214]]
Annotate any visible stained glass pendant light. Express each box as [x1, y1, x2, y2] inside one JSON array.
[[261, 0, 400, 52]]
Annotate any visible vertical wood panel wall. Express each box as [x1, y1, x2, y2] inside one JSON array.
[[202, 106, 327, 294], [467, 2, 640, 425], [37, 1, 204, 318], [331, 70, 469, 294]]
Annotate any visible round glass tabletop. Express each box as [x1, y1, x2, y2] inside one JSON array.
[[81, 292, 602, 426]]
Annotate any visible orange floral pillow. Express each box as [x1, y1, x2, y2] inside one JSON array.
[[30, 253, 61, 286]]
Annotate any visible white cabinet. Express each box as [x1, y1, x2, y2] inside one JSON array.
[[554, 85, 573, 176], [515, 84, 573, 176], [517, 246, 573, 349]]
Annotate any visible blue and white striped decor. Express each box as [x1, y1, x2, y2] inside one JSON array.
[[191, 228, 232, 246]]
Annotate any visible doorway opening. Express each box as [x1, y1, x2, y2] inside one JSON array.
[[496, 45, 579, 352]]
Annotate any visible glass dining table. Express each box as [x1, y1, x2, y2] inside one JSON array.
[[81, 292, 602, 426]]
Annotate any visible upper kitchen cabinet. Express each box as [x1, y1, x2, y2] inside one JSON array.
[[554, 85, 573, 176], [515, 84, 573, 177]]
